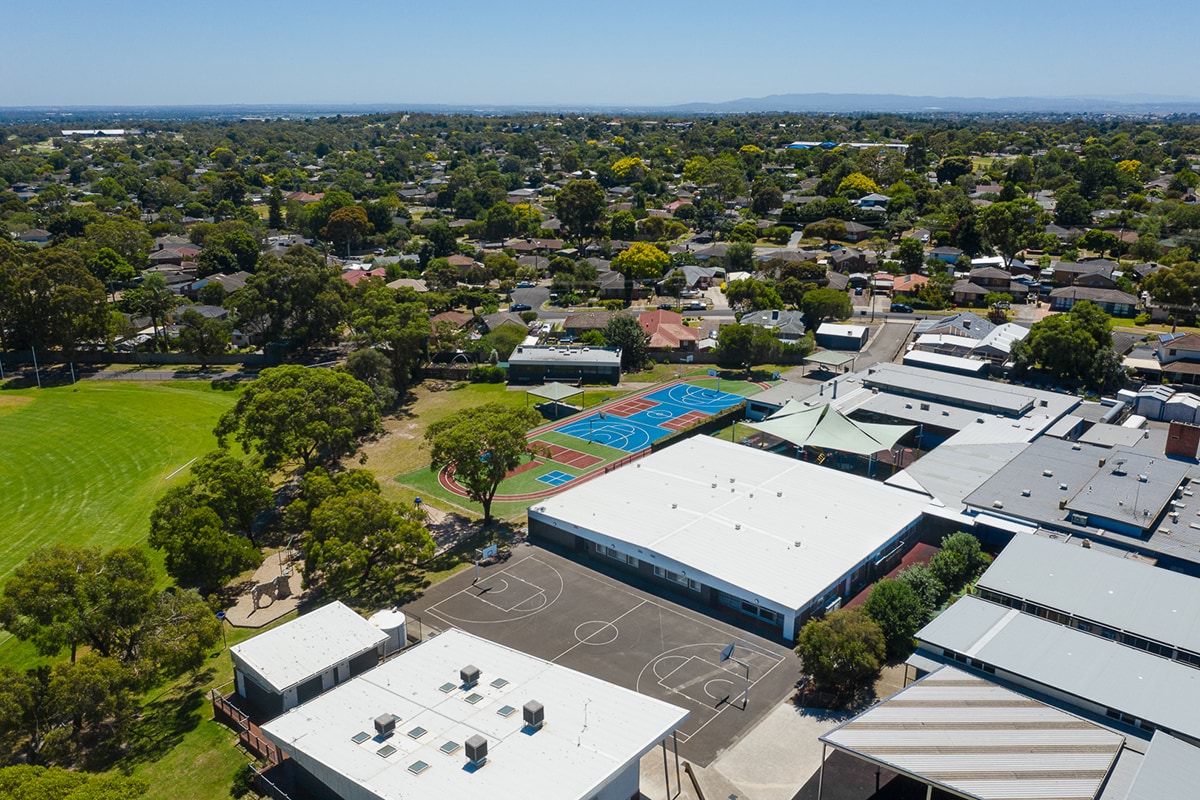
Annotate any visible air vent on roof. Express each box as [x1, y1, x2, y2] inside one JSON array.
[[1059, 483, 1068, 491], [711, 482, 717, 489], [465, 735, 488, 769], [523, 700, 545, 731], [1081, 539, 1092, 549], [992, 500, 1004, 508], [461, 665, 480, 689], [735, 523, 741, 530], [1021, 489, 1031, 497], [777, 491, 783, 498], [1043, 469, 1054, 477], [1138, 474, 1148, 482], [374, 714, 398, 739]]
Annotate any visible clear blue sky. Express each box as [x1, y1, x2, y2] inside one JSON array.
[[6, 0, 1198, 106]]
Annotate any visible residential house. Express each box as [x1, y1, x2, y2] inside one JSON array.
[[1048, 286, 1137, 316], [913, 311, 995, 340], [479, 311, 529, 334], [892, 273, 928, 295], [506, 188, 537, 204], [430, 310, 475, 329], [740, 309, 806, 342], [562, 310, 617, 338], [285, 191, 324, 204], [1157, 333, 1200, 384], [950, 279, 989, 306], [340, 267, 387, 287], [841, 221, 872, 242], [148, 246, 201, 266], [186, 270, 251, 298], [966, 266, 1029, 300], [929, 245, 963, 264], [386, 277, 428, 292], [597, 270, 645, 300], [829, 247, 868, 273], [824, 271, 850, 292], [855, 193, 889, 209], [638, 309, 700, 351], [16, 229, 51, 244], [1050, 259, 1117, 287], [661, 264, 723, 290]]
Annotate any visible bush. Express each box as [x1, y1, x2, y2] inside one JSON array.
[[928, 532, 991, 590], [1134, 312, 1152, 326], [469, 365, 506, 383], [895, 563, 945, 610], [519, 311, 539, 323], [795, 607, 885, 696], [599, 298, 627, 310], [863, 578, 929, 658]]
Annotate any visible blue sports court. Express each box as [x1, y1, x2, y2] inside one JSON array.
[[553, 383, 745, 453], [536, 470, 577, 487]]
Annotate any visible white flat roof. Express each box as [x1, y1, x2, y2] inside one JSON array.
[[509, 346, 621, 366], [230, 601, 387, 693], [823, 666, 1125, 800], [902, 349, 989, 373], [817, 322, 868, 337], [976, 534, 1200, 656], [529, 437, 928, 612], [262, 629, 687, 800]]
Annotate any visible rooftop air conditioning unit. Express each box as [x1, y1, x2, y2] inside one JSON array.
[[464, 735, 488, 769], [460, 665, 480, 689], [1021, 489, 1031, 497], [1043, 469, 1054, 477], [1138, 474, 1149, 482], [523, 700, 545, 731], [993, 500, 1004, 508], [375, 714, 398, 739]]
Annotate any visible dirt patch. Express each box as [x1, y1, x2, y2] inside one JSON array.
[[0, 395, 33, 411]]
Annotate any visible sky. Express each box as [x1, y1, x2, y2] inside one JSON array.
[[5, 0, 1199, 107]]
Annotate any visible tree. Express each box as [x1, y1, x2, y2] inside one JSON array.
[[863, 579, 929, 658], [0, 765, 147, 797], [609, 209, 637, 240], [716, 323, 784, 368], [611, 242, 669, 304], [724, 278, 782, 312], [305, 489, 434, 600], [426, 404, 542, 524], [85, 247, 135, 299], [484, 202, 517, 240], [123, 272, 178, 348], [349, 285, 431, 393], [895, 564, 945, 610], [215, 365, 382, 470], [1053, 189, 1091, 227], [727, 241, 755, 271], [836, 172, 881, 197], [751, 182, 783, 215], [977, 198, 1043, 266], [928, 532, 991, 591], [1012, 301, 1122, 390], [803, 218, 847, 245], [603, 314, 651, 371], [0, 249, 110, 356], [82, 217, 152, 267], [268, 186, 284, 229], [225, 248, 350, 349], [935, 156, 972, 185], [801, 287, 852, 325], [556, 180, 606, 248], [896, 237, 925, 274], [1078, 228, 1120, 258], [149, 492, 261, 593], [1144, 261, 1200, 306], [795, 608, 885, 696], [322, 205, 373, 255], [174, 308, 231, 365], [0, 546, 218, 680], [344, 347, 399, 410]]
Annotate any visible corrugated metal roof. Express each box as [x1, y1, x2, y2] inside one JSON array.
[[822, 666, 1124, 800], [976, 535, 1200, 657], [917, 596, 1200, 743], [1125, 730, 1198, 800]]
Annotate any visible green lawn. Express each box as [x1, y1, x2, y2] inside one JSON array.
[[0, 381, 238, 664]]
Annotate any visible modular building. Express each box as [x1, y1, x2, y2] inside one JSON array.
[[814, 322, 870, 351], [230, 601, 388, 721], [261, 629, 688, 800], [527, 436, 928, 640], [507, 345, 622, 385]]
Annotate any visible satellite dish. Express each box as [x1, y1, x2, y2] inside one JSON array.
[[720, 643, 735, 663]]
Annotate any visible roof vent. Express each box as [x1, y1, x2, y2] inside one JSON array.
[[993, 500, 1004, 508], [460, 665, 480, 689], [523, 700, 545, 731], [1059, 498, 1068, 509], [1043, 469, 1054, 477], [1138, 474, 1148, 482], [777, 491, 783, 498], [735, 523, 742, 530], [464, 735, 488, 769], [375, 714, 399, 739], [1081, 539, 1092, 549], [1020, 489, 1031, 497], [1099, 458, 1106, 467], [1059, 483, 1068, 491], [671, 503, 677, 509], [711, 482, 717, 489]]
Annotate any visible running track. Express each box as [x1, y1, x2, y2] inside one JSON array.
[[436, 376, 768, 502]]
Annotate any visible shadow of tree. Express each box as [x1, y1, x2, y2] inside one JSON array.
[[88, 668, 214, 773]]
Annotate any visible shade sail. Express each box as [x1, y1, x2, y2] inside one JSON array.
[[526, 382, 583, 402], [747, 401, 913, 456]]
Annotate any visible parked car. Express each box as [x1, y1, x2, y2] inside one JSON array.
[[890, 303, 914, 313], [516, 281, 535, 288], [657, 303, 675, 310], [685, 301, 707, 311], [510, 303, 532, 312]]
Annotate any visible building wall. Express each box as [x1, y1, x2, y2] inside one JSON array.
[[508, 362, 621, 385]]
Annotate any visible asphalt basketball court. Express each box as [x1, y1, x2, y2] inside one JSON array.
[[403, 543, 801, 765]]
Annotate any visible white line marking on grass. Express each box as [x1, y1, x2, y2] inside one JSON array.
[[164, 456, 198, 481]]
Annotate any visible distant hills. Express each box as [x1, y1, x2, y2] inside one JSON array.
[[665, 92, 1200, 115], [5, 93, 1200, 121]]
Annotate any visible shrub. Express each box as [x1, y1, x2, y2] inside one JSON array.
[[469, 365, 506, 383], [795, 608, 885, 696], [1134, 312, 1151, 326], [895, 563, 945, 610], [863, 578, 929, 658], [928, 532, 991, 590]]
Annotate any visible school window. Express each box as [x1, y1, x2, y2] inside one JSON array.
[[595, 543, 639, 568], [653, 566, 700, 591]]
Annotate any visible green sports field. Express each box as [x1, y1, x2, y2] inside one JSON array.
[[0, 381, 239, 583]]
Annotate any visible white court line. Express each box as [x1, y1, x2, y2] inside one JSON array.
[[551, 599, 647, 662], [425, 555, 563, 624], [164, 456, 198, 481]]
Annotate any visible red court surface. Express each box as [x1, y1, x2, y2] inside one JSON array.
[[602, 397, 657, 417], [660, 410, 708, 431], [534, 441, 605, 469], [505, 459, 544, 478]]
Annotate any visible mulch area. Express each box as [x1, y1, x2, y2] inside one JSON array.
[[844, 542, 941, 609]]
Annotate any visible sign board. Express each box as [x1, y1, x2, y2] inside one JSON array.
[[685, 354, 694, 363], [708, 369, 718, 377], [481, 544, 499, 560], [719, 642, 735, 662]]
